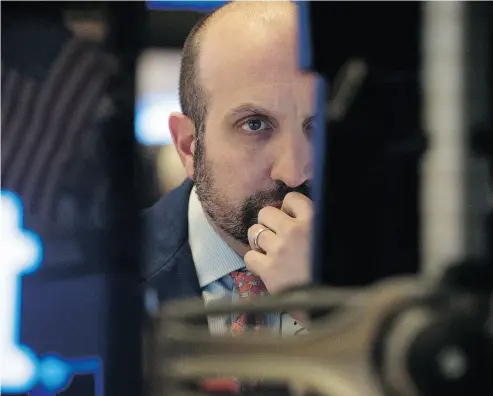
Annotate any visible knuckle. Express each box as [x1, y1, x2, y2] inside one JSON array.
[[284, 222, 299, 237], [244, 250, 255, 263], [285, 222, 309, 240], [299, 221, 311, 235]]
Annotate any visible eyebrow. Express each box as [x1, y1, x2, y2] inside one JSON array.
[[227, 103, 272, 118]]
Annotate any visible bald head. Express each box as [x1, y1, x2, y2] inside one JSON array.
[[178, 1, 299, 135], [173, 0, 314, 250]]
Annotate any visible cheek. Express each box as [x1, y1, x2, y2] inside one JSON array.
[[204, 133, 270, 196]]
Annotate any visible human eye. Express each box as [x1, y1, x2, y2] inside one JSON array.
[[304, 122, 315, 139], [239, 117, 272, 133]]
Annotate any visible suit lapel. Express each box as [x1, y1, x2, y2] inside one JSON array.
[[143, 180, 202, 302]]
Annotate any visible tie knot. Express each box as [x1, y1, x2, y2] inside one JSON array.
[[230, 270, 268, 299]]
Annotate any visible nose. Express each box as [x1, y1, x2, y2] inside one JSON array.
[[270, 131, 312, 188]]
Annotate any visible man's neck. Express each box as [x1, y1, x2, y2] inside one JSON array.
[[207, 216, 250, 258]]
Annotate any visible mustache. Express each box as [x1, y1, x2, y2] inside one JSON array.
[[248, 181, 311, 205]]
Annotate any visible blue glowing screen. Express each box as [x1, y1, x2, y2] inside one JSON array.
[[146, 0, 228, 12], [0, 191, 104, 396]]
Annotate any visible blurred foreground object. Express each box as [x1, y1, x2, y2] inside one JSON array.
[[149, 265, 492, 396]]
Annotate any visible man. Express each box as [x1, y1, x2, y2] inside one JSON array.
[[144, 0, 315, 337]]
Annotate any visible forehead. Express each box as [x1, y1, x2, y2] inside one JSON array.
[[199, 7, 315, 117]]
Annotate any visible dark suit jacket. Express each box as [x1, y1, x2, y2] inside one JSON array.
[[143, 179, 202, 304]]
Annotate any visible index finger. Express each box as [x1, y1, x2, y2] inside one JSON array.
[[281, 192, 313, 219]]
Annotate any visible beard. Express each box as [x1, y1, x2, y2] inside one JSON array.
[[193, 138, 311, 246]]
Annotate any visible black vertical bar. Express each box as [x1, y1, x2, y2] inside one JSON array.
[[468, 3, 493, 277], [103, 2, 145, 396], [104, 3, 143, 274]]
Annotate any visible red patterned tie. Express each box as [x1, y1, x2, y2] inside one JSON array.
[[229, 269, 269, 335], [199, 270, 269, 393]]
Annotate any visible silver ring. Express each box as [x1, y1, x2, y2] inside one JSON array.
[[253, 227, 270, 251]]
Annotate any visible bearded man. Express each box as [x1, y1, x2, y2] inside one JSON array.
[[144, 0, 315, 337]]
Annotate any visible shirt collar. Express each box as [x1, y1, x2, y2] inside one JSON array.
[[188, 187, 245, 287]]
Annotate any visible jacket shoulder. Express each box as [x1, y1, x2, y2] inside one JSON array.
[[141, 180, 193, 280]]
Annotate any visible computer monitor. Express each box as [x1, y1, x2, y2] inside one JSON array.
[[301, 1, 424, 286]]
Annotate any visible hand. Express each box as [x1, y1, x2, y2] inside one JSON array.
[[244, 192, 313, 295]]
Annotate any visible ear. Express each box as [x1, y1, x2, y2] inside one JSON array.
[[169, 112, 196, 180]]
